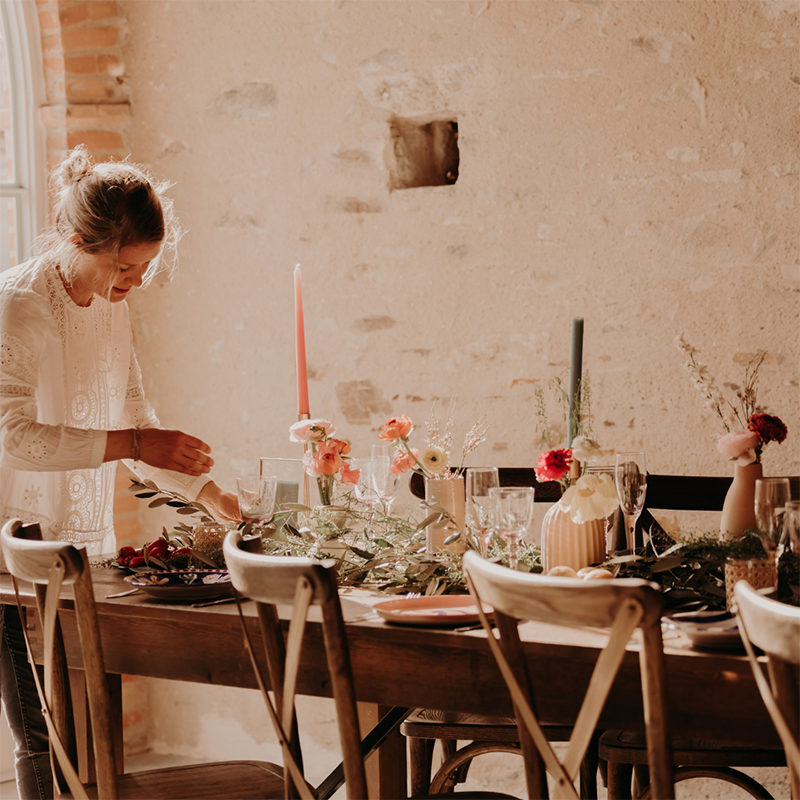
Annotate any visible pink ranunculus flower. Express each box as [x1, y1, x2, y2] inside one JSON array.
[[391, 448, 419, 475], [378, 415, 414, 441], [717, 430, 760, 464], [313, 440, 345, 475], [339, 464, 360, 485], [289, 418, 335, 443], [325, 438, 351, 456]]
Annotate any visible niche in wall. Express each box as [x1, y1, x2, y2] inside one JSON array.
[[387, 117, 459, 190]]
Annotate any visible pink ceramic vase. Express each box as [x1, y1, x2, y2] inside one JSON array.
[[540, 503, 607, 574], [719, 461, 763, 540]]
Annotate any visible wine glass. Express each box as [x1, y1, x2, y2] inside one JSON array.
[[488, 486, 534, 571], [370, 445, 398, 515], [783, 500, 800, 567], [236, 475, 278, 527], [615, 453, 647, 552], [466, 467, 499, 558], [754, 478, 791, 591]]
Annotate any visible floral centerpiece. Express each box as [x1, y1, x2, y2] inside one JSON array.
[[533, 375, 619, 574], [378, 402, 489, 480], [676, 336, 788, 538], [289, 418, 359, 505], [533, 377, 618, 526], [676, 336, 788, 465]]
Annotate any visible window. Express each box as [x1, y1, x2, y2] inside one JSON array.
[[0, 0, 44, 272]]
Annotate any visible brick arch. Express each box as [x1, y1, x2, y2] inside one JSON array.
[[34, 0, 130, 166]]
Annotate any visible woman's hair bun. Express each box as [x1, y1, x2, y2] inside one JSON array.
[[57, 145, 94, 186]]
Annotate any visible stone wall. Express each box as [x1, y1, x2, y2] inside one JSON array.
[[120, 0, 798, 491]]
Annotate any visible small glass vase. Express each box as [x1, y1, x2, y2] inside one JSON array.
[[540, 503, 606, 575], [424, 476, 466, 555]]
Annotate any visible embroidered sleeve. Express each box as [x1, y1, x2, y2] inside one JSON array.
[[0, 288, 106, 472]]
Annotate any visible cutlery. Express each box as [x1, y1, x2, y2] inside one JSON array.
[[191, 596, 238, 608], [105, 588, 140, 598]]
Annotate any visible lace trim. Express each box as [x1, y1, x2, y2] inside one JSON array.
[[0, 332, 38, 386], [0, 384, 35, 397]]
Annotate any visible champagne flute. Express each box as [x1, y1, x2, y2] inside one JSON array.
[[351, 458, 380, 523], [615, 453, 647, 552], [489, 487, 534, 571], [236, 476, 278, 528], [754, 478, 791, 591], [466, 467, 500, 558]]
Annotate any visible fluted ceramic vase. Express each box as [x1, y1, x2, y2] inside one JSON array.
[[424, 476, 466, 555], [720, 462, 763, 540], [540, 503, 606, 574]]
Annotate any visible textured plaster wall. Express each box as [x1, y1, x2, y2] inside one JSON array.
[[122, 0, 799, 486], [117, 0, 799, 772]]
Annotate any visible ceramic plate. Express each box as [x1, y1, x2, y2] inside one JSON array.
[[123, 570, 232, 602], [663, 610, 742, 650], [374, 596, 493, 627]]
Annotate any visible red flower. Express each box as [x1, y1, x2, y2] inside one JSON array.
[[748, 413, 788, 445], [534, 448, 573, 482]]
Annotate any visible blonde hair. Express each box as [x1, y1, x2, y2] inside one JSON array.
[[36, 145, 182, 289]]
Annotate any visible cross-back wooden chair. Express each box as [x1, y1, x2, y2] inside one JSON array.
[[463, 551, 674, 800], [0, 519, 284, 800], [734, 581, 800, 799], [223, 529, 519, 800]]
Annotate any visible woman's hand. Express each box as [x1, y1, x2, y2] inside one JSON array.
[[137, 429, 214, 476], [104, 428, 214, 476], [196, 482, 241, 522]]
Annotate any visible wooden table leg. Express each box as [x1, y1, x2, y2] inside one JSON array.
[[358, 702, 408, 799]]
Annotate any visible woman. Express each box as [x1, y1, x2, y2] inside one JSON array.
[[0, 146, 238, 798]]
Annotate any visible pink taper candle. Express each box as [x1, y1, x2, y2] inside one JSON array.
[[294, 265, 310, 416]]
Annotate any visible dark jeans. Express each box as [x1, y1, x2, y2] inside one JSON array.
[[0, 604, 54, 799]]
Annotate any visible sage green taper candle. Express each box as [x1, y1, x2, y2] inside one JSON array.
[[568, 317, 583, 447]]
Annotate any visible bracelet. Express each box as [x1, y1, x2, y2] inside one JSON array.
[[131, 428, 141, 461]]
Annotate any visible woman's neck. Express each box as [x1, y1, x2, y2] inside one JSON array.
[[56, 265, 94, 307]]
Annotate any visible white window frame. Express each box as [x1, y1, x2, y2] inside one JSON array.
[[1, 0, 46, 269]]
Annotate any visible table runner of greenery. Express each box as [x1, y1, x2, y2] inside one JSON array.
[[115, 480, 798, 610]]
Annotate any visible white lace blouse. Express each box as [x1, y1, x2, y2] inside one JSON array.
[[0, 258, 209, 555]]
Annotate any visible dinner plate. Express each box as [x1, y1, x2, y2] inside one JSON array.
[[123, 570, 232, 602], [663, 610, 742, 650], [374, 596, 492, 627]]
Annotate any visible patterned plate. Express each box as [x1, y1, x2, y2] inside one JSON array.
[[123, 570, 232, 602]]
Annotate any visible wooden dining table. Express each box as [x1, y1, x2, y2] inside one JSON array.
[[0, 567, 782, 798]]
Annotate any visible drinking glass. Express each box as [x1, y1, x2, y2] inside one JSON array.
[[466, 467, 500, 558], [754, 478, 791, 590], [236, 475, 278, 526], [784, 499, 800, 560], [350, 458, 380, 521], [585, 465, 615, 556], [489, 486, 534, 571], [370, 446, 398, 514], [615, 452, 647, 552]]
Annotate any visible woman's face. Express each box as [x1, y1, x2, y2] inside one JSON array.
[[70, 240, 163, 306]]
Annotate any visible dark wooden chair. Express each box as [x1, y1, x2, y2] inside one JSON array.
[[734, 581, 800, 800], [222, 528, 517, 800], [0, 519, 284, 800], [464, 551, 675, 800]]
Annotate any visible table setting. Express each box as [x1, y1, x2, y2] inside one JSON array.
[[100, 277, 796, 653]]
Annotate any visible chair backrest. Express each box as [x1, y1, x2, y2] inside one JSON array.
[[1, 519, 118, 799], [222, 529, 367, 800], [734, 581, 800, 796], [463, 550, 674, 800]]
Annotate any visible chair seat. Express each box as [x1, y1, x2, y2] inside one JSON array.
[[599, 729, 787, 767], [402, 707, 575, 744], [80, 761, 285, 799]]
